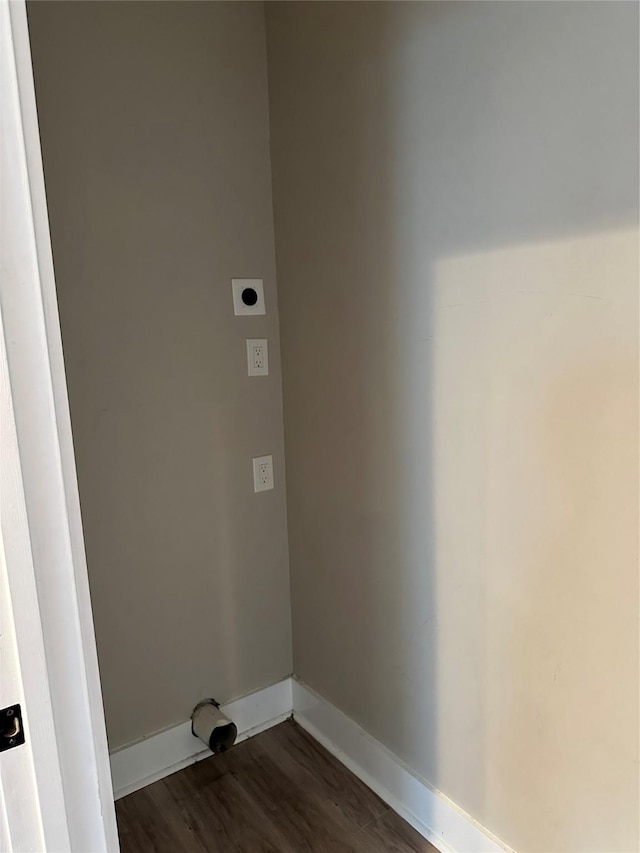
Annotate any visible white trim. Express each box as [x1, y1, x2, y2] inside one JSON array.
[[292, 680, 514, 853], [1, 2, 118, 849], [0, 265, 69, 851], [111, 675, 513, 853], [111, 678, 293, 800]]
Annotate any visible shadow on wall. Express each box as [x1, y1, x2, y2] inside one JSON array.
[[269, 0, 439, 788], [267, 3, 639, 851]]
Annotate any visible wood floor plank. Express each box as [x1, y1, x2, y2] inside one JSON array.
[[144, 780, 209, 853], [220, 735, 362, 852], [352, 809, 440, 853], [187, 771, 295, 853], [116, 783, 206, 853], [116, 720, 436, 853], [259, 721, 388, 830]]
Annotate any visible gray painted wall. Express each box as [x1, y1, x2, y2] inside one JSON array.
[[266, 3, 639, 852], [28, 1, 292, 751]]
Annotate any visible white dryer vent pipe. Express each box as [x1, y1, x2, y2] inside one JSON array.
[[191, 699, 237, 754]]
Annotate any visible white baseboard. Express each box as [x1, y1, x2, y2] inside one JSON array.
[[111, 675, 511, 853], [110, 677, 293, 800], [292, 679, 513, 853]]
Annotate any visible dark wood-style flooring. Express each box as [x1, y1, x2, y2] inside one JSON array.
[[116, 719, 438, 852]]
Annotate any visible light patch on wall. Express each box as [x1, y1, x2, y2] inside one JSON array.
[[429, 228, 639, 850]]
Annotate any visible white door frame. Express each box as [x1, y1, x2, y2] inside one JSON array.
[[1, 0, 118, 849]]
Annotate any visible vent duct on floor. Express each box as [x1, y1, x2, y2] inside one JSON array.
[[191, 699, 237, 754]]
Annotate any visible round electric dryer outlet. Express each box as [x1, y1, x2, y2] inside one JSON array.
[[232, 279, 265, 315]]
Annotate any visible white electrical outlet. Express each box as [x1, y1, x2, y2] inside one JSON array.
[[252, 455, 274, 492], [246, 339, 269, 376]]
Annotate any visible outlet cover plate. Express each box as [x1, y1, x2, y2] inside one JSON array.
[[247, 339, 269, 376], [252, 455, 274, 492], [232, 279, 266, 316]]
